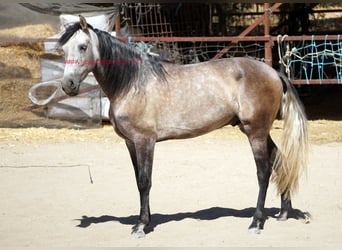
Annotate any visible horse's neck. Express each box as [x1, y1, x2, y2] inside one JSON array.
[[92, 65, 114, 98], [91, 56, 145, 100], [92, 32, 166, 99]]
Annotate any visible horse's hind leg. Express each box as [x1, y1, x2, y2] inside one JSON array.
[[278, 193, 293, 221], [125, 137, 155, 238], [245, 131, 277, 234], [278, 193, 311, 223], [267, 141, 298, 222]]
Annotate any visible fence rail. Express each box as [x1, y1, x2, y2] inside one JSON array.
[[1, 34, 341, 84], [2, 34, 340, 45]]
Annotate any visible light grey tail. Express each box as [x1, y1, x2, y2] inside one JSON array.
[[272, 73, 309, 200]]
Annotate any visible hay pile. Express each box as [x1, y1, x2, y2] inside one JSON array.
[[0, 24, 56, 38], [0, 24, 57, 79], [0, 23, 68, 128]]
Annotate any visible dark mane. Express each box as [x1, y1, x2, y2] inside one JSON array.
[[59, 22, 94, 47], [59, 22, 167, 98]]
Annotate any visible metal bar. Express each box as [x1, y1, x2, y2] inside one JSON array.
[[211, 2, 282, 60], [115, 13, 121, 37], [121, 36, 272, 43], [2, 35, 341, 46], [291, 79, 341, 84], [145, 4, 150, 36], [275, 35, 342, 41], [213, 8, 342, 16], [154, 4, 159, 36], [164, 11, 169, 36], [237, 3, 282, 38], [0, 37, 58, 45], [0, 36, 268, 45], [264, 3, 272, 66], [0, 36, 272, 45]]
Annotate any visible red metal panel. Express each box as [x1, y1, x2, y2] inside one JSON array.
[[274, 35, 342, 41], [211, 2, 282, 60], [291, 79, 341, 85]]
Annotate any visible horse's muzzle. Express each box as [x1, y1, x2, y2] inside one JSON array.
[[61, 79, 80, 96]]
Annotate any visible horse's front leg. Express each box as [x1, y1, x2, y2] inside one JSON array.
[[126, 137, 155, 238]]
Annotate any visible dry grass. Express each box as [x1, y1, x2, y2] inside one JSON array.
[[0, 120, 341, 145], [0, 46, 43, 78], [0, 24, 56, 39], [0, 23, 57, 79], [0, 23, 59, 125]]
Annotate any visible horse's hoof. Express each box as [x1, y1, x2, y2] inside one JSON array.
[[131, 225, 146, 239], [277, 211, 288, 221], [132, 229, 145, 239], [248, 218, 264, 234], [302, 212, 311, 224], [278, 209, 311, 224], [248, 227, 261, 235]]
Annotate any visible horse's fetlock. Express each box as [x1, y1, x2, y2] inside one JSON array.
[[254, 210, 266, 221]]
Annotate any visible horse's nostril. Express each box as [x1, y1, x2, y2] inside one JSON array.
[[70, 80, 75, 88]]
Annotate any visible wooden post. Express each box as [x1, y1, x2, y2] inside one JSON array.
[[115, 12, 121, 37], [264, 3, 272, 66]]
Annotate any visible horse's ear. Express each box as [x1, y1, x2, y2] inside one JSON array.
[[79, 15, 88, 31]]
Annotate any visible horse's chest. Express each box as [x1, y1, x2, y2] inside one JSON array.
[[109, 98, 157, 138]]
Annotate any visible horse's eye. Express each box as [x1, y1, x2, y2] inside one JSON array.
[[79, 44, 87, 51]]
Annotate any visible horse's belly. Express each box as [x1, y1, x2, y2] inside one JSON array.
[[155, 101, 237, 141]]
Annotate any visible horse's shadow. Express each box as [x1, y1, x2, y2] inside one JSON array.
[[75, 206, 309, 234]]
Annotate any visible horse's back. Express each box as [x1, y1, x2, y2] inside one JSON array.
[[164, 57, 283, 109]]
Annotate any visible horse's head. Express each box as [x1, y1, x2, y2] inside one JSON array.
[[60, 15, 100, 96]]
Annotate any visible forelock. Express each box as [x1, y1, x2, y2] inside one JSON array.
[[59, 22, 94, 46]]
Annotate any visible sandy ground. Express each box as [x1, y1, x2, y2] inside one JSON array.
[[0, 125, 341, 247]]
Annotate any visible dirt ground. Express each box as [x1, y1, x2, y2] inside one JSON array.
[[0, 123, 341, 247]]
